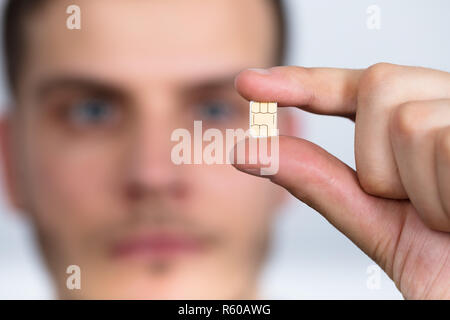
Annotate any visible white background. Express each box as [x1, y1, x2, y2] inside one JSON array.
[[1, 0, 449, 299]]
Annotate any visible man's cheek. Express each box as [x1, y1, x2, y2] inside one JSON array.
[[209, 188, 273, 249], [27, 151, 119, 228], [26, 154, 120, 265]]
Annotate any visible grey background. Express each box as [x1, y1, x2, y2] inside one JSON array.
[[1, 0, 449, 299]]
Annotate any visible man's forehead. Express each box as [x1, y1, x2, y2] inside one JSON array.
[[24, 0, 277, 87]]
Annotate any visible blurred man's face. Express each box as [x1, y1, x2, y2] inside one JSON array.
[[4, 0, 287, 298]]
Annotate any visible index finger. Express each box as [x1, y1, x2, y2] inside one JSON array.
[[235, 66, 363, 118]]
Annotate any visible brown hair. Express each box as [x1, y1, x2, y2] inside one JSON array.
[[3, 0, 286, 95]]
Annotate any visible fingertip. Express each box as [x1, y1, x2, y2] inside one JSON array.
[[234, 68, 273, 99], [235, 66, 313, 108]]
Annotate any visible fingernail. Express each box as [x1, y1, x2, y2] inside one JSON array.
[[235, 167, 261, 176], [247, 68, 271, 75]]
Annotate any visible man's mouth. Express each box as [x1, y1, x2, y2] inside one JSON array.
[[111, 232, 207, 260]]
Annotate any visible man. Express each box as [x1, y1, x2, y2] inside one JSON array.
[[1, 0, 290, 299], [0, 0, 449, 300]]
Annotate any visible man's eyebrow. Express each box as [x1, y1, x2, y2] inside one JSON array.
[[35, 76, 127, 100], [184, 74, 238, 93]]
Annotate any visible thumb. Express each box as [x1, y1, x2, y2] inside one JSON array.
[[232, 136, 406, 261]]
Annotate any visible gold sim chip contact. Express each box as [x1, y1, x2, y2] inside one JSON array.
[[249, 101, 278, 137]]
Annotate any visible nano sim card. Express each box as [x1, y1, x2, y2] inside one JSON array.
[[249, 101, 277, 137]]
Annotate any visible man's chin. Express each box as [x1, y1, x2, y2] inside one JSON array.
[[58, 262, 215, 299], [60, 266, 253, 300]]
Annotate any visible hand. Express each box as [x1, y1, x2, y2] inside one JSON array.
[[234, 63, 450, 299]]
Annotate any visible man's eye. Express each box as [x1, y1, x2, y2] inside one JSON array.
[[66, 100, 118, 126], [196, 100, 234, 121]]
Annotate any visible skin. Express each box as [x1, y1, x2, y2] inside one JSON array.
[[0, 0, 291, 299], [2, 0, 447, 301], [235, 64, 450, 299]]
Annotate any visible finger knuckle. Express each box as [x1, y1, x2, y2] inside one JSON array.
[[358, 63, 400, 99], [358, 170, 400, 198], [420, 213, 450, 232], [389, 101, 428, 138]]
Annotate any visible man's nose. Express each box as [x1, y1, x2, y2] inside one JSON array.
[[124, 112, 186, 200]]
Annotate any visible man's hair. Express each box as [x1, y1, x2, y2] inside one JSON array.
[[3, 0, 287, 95]]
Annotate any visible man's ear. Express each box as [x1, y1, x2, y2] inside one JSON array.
[[0, 111, 24, 211]]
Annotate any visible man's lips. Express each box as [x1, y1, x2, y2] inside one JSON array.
[[112, 233, 206, 259]]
